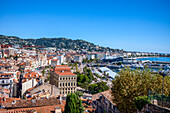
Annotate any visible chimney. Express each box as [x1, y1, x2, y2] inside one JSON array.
[[61, 70, 64, 73], [55, 106, 61, 113], [60, 96, 62, 105]]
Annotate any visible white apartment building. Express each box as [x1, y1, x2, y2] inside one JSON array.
[[73, 55, 83, 62], [57, 55, 64, 65], [0, 72, 17, 97]]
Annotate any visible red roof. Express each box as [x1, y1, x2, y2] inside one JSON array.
[[51, 59, 58, 61], [20, 62, 26, 66], [54, 65, 71, 72], [55, 72, 76, 76]]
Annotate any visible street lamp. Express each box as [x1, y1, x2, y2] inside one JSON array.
[[159, 70, 169, 108]]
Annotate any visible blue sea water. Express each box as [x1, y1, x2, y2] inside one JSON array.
[[137, 57, 170, 62]]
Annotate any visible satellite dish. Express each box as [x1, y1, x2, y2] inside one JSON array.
[[12, 100, 16, 105], [31, 99, 36, 104]]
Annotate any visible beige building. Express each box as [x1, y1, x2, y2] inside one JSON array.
[[50, 65, 77, 95]]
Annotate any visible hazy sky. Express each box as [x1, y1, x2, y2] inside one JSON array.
[[0, 0, 170, 53]]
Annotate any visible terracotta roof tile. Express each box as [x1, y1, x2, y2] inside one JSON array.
[[51, 59, 58, 61], [101, 90, 116, 106], [55, 72, 76, 76]]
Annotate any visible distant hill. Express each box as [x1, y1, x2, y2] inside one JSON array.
[[0, 34, 122, 52]]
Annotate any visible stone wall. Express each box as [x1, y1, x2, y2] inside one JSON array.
[[143, 104, 170, 113], [50, 71, 59, 87], [29, 83, 60, 96], [157, 101, 170, 108]]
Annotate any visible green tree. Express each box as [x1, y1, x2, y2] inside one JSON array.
[[75, 63, 79, 72], [112, 67, 170, 113], [135, 96, 150, 112], [89, 84, 98, 94], [64, 93, 84, 113], [103, 71, 106, 75], [42, 69, 45, 76], [83, 66, 94, 83], [77, 74, 89, 85], [75, 91, 83, 97], [106, 73, 109, 77], [89, 81, 109, 94], [97, 63, 100, 67]]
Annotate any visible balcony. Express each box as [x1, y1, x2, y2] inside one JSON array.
[[0, 82, 13, 85]]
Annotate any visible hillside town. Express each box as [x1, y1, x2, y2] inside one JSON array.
[[0, 44, 169, 113]]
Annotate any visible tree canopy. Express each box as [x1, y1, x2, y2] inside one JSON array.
[[76, 66, 94, 90], [112, 67, 170, 113], [135, 96, 150, 111], [64, 93, 84, 113], [89, 81, 109, 94]]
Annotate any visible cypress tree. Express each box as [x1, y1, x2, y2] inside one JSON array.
[[64, 93, 84, 113]]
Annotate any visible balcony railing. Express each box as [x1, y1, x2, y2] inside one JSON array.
[[0, 82, 13, 85]]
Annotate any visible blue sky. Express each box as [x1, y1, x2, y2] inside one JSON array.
[[0, 0, 170, 53]]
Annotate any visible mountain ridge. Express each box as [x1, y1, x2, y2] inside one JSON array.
[[0, 34, 122, 52]]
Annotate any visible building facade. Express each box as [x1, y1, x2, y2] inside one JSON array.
[[93, 90, 119, 113], [50, 65, 77, 96]]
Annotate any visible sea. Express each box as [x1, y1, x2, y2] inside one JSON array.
[[137, 57, 170, 62]]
